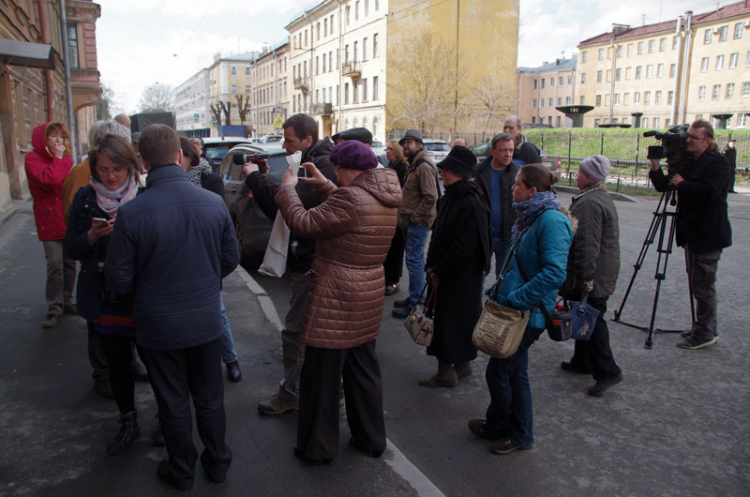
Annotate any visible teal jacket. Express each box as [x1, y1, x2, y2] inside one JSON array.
[[493, 208, 573, 330]]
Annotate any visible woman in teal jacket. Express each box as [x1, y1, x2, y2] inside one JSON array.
[[468, 163, 574, 455]]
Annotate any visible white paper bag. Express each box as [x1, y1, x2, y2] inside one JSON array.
[[257, 151, 302, 278]]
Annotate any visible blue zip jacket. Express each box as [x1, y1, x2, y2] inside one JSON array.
[[104, 165, 239, 351], [493, 208, 573, 330]]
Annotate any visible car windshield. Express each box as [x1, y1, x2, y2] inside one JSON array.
[[265, 136, 282, 142], [425, 143, 450, 152], [205, 145, 235, 162]]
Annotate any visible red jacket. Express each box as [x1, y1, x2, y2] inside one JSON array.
[[24, 122, 74, 241]]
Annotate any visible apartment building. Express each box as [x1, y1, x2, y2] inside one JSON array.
[[174, 68, 210, 137], [577, 0, 750, 129], [518, 58, 577, 128], [286, 0, 387, 141], [0, 0, 101, 212], [253, 42, 290, 138], [208, 52, 255, 137]]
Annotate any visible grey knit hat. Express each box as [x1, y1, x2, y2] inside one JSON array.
[[579, 155, 611, 182]]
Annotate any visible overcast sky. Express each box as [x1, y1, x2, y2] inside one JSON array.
[[96, 0, 726, 114]]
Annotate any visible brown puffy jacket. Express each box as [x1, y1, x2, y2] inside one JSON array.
[[275, 168, 402, 349]]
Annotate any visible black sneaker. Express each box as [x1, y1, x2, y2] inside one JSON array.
[[588, 373, 623, 397], [561, 361, 591, 375], [391, 305, 414, 319], [490, 438, 534, 455], [676, 336, 717, 350], [157, 460, 193, 491], [468, 419, 499, 440], [393, 298, 412, 308]]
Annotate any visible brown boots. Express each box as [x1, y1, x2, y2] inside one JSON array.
[[419, 360, 473, 388]]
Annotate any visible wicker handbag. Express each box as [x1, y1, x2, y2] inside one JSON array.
[[472, 300, 530, 358], [404, 284, 437, 346]]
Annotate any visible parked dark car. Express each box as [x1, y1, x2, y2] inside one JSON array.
[[470, 141, 562, 177], [203, 137, 254, 171], [218, 144, 290, 267]]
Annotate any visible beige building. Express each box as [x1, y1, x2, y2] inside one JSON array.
[[253, 42, 290, 138], [286, 0, 387, 141], [208, 53, 255, 137], [577, 1, 750, 129], [517, 58, 577, 128]]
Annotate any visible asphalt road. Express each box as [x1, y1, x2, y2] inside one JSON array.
[[1, 190, 749, 496]]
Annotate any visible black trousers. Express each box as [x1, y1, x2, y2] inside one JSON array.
[[139, 339, 231, 485], [383, 227, 404, 286], [297, 340, 386, 460], [569, 296, 622, 381], [98, 333, 135, 414]]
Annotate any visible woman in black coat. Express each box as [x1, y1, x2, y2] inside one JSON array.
[[383, 139, 408, 296], [422, 146, 491, 387]]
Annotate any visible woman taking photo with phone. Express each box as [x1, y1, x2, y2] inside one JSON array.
[[64, 134, 144, 455]]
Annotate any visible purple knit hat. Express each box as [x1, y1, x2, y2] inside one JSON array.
[[330, 140, 378, 171], [579, 155, 611, 182]]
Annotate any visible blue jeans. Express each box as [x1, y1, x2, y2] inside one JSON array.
[[484, 327, 544, 447], [404, 223, 430, 305], [219, 296, 238, 364]]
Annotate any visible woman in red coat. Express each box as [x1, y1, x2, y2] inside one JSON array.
[[24, 121, 77, 328]]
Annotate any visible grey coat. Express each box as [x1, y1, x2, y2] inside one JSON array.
[[565, 188, 620, 299]]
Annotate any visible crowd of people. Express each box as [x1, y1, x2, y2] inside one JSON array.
[[22, 113, 732, 489]]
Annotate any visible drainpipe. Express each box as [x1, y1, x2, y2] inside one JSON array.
[[59, 1, 77, 162], [670, 16, 683, 126], [678, 11, 693, 124], [36, 0, 55, 120]]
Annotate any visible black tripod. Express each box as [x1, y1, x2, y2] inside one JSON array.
[[612, 188, 696, 349]]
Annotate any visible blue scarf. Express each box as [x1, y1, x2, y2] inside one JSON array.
[[511, 191, 561, 243]]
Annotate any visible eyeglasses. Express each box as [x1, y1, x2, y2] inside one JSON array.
[[687, 134, 707, 141], [96, 166, 127, 177]]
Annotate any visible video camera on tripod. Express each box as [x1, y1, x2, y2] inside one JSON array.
[[643, 125, 693, 177]]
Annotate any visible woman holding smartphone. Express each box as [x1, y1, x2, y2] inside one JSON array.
[[64, 134, 144, 455]]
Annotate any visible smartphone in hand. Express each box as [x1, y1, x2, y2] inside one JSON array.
[[92, 217, 110, 226]]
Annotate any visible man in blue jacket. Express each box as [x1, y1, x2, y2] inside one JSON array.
[[105, 124, 239, 490]]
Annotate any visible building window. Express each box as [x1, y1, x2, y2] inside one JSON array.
[[365, 0, 369, 16], [719, 25, 728, 41], [616, 68, 621, 81], [580, 96, 585, 105], [653, 117, 660, 128], [598, 48, 604, 60], [616, 45, 623, 58], [668, 91, 674, 104], [655, 91, 662, 104], [354, 41, 358, 61], [648, 39, 655, 53], [704, 29, 712, 44], [231, 67, 237, 75], [324, 18, 328, 37], [344, 82, 349, 104], [644, 91, 651, 104], [557, 97, 562, 106], [231, 84, 237, 94], [716, 55, 725, 70], [330, 14, 335, 33], [670, 63, 676, 77], [634, 92, 640, 104], [596, 95, 602, 106], [346, 6, 351, 24], [614, 93, 620, 105], [659, 37, 666, 51], [329, 52, 333, 72], [594, 119, 601, 127], [567, 75, 572, 85], [581, 73, 586, 84], [532, 99, 537, 108], [373, 76, 379, 100], [566, 96, 571, 105], [698, 86, 706, 100], [316, 56, 319, 75], [373, 34, 379, 57], [635, 66, 642, 79], [245, 67, 251, 76], [550, 77, 554, 87], [353, 80, 359, 103], [713, 84, 721, 100], [637, 41, 644, 54], [597, 70, 603, 83], [540, 99, 544, 108], [317, 22, 320, 41], [673, 35, 679, 49], [743, 82, 750, 97], [726, 83, 735, 99], [363, 37, 368, 60], [362, 78, 368, 101], [541, 79, 545, 89], [701, 57, 709, 72], [735, 22, 744, 39], [532, 79, 537, 89], [646, 65, 653, 78], [559, 76, 563, 86], [657, 63, 664, 77], [582, 51, 588, 63], [548, 97, 553, 107], [746, 51, 750, 66], [66, 24, 79, 68], [730, 53, 739, 69], [355, 0, 359, 20]]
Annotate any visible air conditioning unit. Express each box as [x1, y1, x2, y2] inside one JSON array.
[[712, 27, 719, 34], [744, 20, 750, 29]]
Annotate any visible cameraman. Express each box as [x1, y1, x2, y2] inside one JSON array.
[[648, 120, 732, 350]]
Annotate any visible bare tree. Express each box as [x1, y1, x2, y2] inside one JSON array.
[[468, 76, 516, 133], [386, 33, 465, 134], [217, 100, 232, 126], [235, 94, 251, 135], [96, 83, 116, 120], [138, 83, 174, 113], [210, 103, 223, 129]]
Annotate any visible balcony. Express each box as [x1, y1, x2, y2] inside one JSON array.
[[312, 103, 333, 116], [293, 77, 310, 92], [342, 61, 362, 79]]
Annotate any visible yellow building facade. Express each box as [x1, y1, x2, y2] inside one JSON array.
[[577, 1, 750, 129]]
